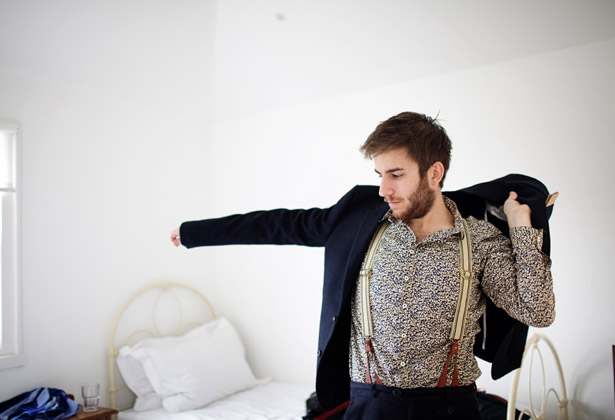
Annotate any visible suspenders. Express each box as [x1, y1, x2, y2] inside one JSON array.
[[358, 219, 474, 387], [358, 221, 390, 384], [438, 218, 473, 387]]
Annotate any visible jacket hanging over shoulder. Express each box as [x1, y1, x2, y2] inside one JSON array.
[[0, 387, 79, 420], [444, 173, 557, 379]]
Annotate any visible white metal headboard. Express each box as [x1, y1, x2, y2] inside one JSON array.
[[107, 282, 217, 410], [506, 333, 569, 420]]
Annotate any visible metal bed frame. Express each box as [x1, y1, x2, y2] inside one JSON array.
[[107, 282, 217, 410], [506, 333, 569, 420]]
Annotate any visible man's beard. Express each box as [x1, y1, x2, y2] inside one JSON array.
[[390, 176, 436, 224]]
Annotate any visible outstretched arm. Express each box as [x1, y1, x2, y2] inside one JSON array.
[[167, 186, 373, 250]]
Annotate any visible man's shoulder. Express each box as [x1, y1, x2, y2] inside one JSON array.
[[333, 185, 386, 215], [339, 185, 380, 202], [465, 215, 507, 241], [351, 184, 379, 194]]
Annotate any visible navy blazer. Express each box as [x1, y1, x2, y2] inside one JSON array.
[[180, 174, 555, 410]]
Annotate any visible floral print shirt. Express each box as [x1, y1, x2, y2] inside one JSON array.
[[349, 197, 555, 388]]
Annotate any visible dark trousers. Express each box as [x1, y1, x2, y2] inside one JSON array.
[[343, 382, 482, 420]]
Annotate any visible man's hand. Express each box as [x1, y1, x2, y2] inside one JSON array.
[[170, 227, 181, 247], [503, 191, 532, 228]]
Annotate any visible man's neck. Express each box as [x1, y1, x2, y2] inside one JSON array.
[[408, 194, 455, 243]]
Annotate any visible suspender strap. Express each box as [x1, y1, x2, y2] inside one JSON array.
[[358, 221, 389, 384], [450, 219, 473, 341], [359, 221, 390, 339], [438, 219, 473, 387]]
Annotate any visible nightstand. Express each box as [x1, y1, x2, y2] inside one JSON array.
[[67, 406, 118, 420]]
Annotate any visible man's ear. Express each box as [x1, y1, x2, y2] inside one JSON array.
[[428, 162, 445, 187]]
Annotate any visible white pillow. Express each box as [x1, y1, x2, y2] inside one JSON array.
[[119, 317, 259, 413], [117, 346, 162, 411]]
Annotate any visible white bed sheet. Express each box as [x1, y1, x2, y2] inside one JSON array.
[[117, 381, 313, 420]]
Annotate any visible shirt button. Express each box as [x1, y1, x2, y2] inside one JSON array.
[[409, 249, 415, 255], [332, 316, 337, 322], [317, 350, 322, 357], [404, 276, 409, 281], [401, 333, 407, 338], [402, 304, 408, 309], [400, 361, 406, 367]]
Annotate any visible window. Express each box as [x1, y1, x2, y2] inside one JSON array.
[[0, 120, 23, 369]]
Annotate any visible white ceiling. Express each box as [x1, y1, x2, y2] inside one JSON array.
[[213, 0, 615, 119], [1, 1, 613, 121]]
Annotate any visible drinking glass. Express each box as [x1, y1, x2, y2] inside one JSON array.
[[81, 383, 100, 412]]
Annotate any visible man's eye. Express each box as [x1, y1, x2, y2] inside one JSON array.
[[392, 173, 401, 178]]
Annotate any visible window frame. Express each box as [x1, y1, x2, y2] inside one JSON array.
[[0, 119, 24, 369]]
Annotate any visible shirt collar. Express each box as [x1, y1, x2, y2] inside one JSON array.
[[443, 195, 466, 235], [380, 196, 466, 236]]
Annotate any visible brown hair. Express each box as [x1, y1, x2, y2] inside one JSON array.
[[360, 112, 452, 186]]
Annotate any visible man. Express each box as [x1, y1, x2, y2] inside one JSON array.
[[170, 112, 555, 419]]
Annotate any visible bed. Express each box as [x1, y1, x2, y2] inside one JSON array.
[[108, 282, 313, 420], [108, 282, 569, 420]]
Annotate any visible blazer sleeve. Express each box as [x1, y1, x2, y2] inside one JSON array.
[[179, 187, 361, 249]]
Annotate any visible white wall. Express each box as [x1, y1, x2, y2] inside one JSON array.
[[1, 1, 614, 419], [0, 0, 218, 404]]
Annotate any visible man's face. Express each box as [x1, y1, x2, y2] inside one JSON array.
[[374, 148, 436, 223]]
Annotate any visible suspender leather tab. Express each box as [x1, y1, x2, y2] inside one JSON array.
[[438, 340, 460, 387], [363, 338, 383, 384]]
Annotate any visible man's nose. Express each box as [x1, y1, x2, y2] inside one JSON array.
[[379, 179, 392, 198]]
